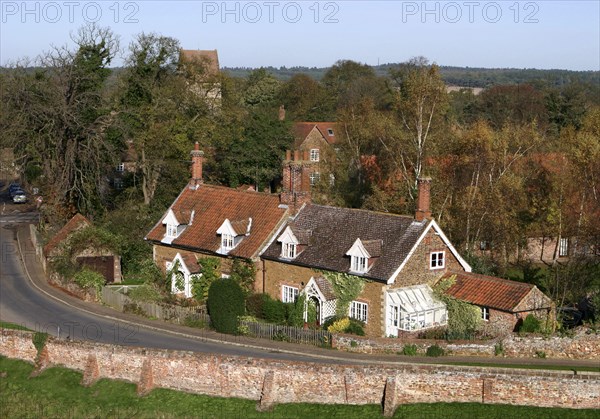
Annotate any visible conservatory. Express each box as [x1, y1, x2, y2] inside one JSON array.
[[386, 284, 447, 336]]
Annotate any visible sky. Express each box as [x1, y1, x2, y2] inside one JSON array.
[[1, 1, 599, 70]]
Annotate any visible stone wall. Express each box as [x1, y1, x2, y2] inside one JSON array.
[[1, 329, 598, 414], [332, 327, 600, 360]]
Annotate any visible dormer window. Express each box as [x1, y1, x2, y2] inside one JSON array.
[[166, 223, 178, 238], [277, 226, 310, 260], [310, 148, 320, 162], [217, 218, 251, 254], [282, 242, 297, 259], [162, 209, 183, 243], [351, 256, 368, 273], [222, 233, 235, 251], [346, 238, 380, 274]]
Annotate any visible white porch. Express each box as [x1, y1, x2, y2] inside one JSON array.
[[385, 284, 447, 336]]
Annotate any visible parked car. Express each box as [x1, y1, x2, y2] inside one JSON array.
[[10, 188, 25, 198], [8, 183, 21, 195], [12, 192, 27, 204]]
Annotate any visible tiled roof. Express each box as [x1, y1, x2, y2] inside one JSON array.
[[180, 49, 220, 75], [442, 271, 540, 312], [292, 122, 338, 147], [44, 213, 91, 256], [181, 254, 201, 274], [315, 276, 336, 301], [262, 204, 428, 282], [146, 184, 288, 259]]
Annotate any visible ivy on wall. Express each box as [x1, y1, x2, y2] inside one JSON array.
[[319, 270, 367, 317], [434, 275, 482, 339]]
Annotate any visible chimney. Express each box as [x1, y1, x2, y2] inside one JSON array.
[[278, 104, 286, 121], [280, 150, 311, 212], [190, 142, 204, 186], [415, 177, 432, 221]]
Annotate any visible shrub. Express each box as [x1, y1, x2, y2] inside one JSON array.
[[322, 316, 340, 330], [207, 278, 245, 334], [73, 268, 105, 294], [426, 344, 445, 357], [417, 326, 447, 340], [183, 316, 207, 329], [519, 314, 542, 333], [345, 319, 366, 336], [401, 344, 418, 356], [286, 294, 306, 328], [128, 283, 163, 303], [262, 296, 287, 324], [327, 317, 350, 333], [535, 350, 547, 359], [494, 341, 505, 356], [246, 293, 269, 318]]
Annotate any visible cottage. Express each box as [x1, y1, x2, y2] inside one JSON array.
[[261, 178, 473, 337], [288, 122, 339, 187], [44, 214, 122, 283], [145, 143, 289, 298], [441, 271, 554, 334]]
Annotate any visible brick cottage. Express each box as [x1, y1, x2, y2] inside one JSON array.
[[148, 144, 553, 336]]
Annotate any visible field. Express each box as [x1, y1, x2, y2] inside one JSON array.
[[1, 357, 598, 419]]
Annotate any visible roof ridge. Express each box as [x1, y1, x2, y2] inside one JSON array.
[[447, 270, 534, 288], [306, 203, 418, 220]]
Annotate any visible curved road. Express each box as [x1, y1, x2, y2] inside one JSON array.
[[1, 212, 598, 370], [0, 218, 338, 363]]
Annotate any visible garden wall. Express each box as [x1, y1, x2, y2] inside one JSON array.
[[1, 329, 598, 415], [332, 327, 600, 360]]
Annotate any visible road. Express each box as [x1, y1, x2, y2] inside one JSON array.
[[0, 214, 343, 363]]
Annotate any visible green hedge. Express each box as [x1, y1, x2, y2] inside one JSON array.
[[207, 278, 245, 334]]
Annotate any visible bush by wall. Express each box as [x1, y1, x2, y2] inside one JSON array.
[[207, 278, 245, 334]]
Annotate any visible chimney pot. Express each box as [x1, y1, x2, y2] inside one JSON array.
[[294, 150, 300, 161], [285, 150, 291, 161]]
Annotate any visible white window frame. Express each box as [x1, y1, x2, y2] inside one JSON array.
[[116, 162, 125, 172], [430, 251, 445, 269], [351, 255, 368, 273], [559, 237, 568, 257], [327, 128, 334, 136], [310, 148, 320, 162], [349, 301, 368, 323], [309, 172, 320, 186], [282, 285, 299, 303], [282, 242, 297, 259], [221, 233, 235, 251], [482, 306, 490, 321], [166, 223, 178, 238]]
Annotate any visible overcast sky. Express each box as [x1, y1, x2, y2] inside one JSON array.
[[1, 1, 599, 70]]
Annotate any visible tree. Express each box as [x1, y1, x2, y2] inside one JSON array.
[[388, 57, 448, 197], [2, 24, 120, 218], [116, 33, 210, 206], [277, 73, 329, 120]]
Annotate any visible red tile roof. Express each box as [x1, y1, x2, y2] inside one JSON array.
[[180, 49, 220, 75], [292, 122, 338, 147], [146, 184, 288, 259], [44, 213, 91, 256], [442, 271, 539, 312]]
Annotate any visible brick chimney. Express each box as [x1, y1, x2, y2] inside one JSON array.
[[280, 149, 311, 212], [278, 104, 286, 121], [415, 177, 432, 222], [190, 142, 204, 186]]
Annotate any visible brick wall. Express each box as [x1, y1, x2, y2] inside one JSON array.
[[391, 229, 464, 289], [332, 328, 600, 360], [1, 329, 598, 413]]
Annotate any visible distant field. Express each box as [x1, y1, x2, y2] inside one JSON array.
[[1, 356, 598, 418]]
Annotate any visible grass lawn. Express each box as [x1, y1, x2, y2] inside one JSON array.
[[1, 356, 597, 418], [0, 321, 32, 331]]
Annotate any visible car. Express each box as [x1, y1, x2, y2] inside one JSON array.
[[10, 188, 25, 198], [8, 183, 21, 195], [12, 193, 27, 204]]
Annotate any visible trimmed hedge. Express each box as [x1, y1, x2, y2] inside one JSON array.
[[207, 278, 245, 334]]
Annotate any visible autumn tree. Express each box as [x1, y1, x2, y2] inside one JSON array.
[[1, 24, 119, 218], [388, 57, 448, 197]]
